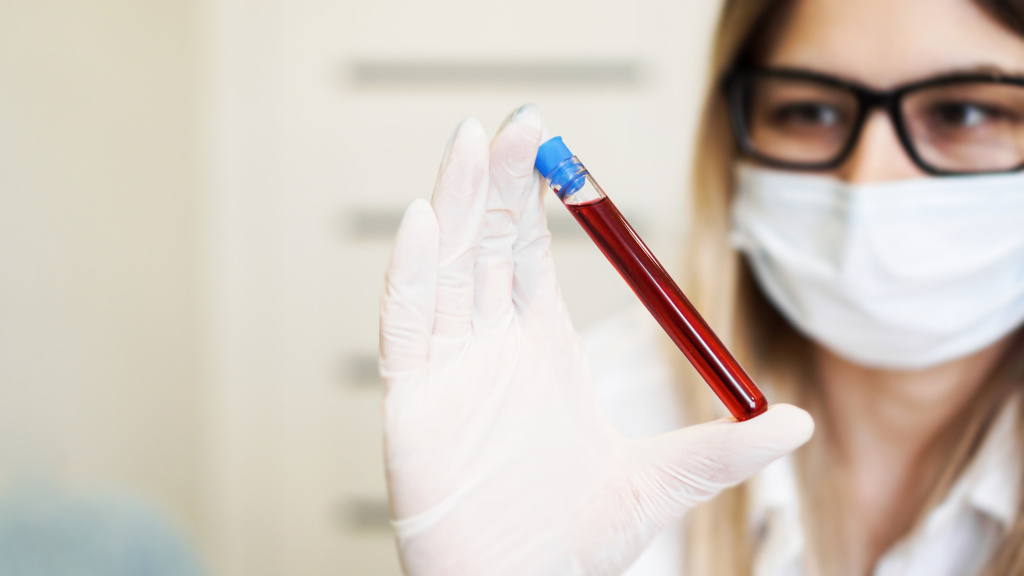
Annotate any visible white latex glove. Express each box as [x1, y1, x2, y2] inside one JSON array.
[[379, 104, 814, 576]]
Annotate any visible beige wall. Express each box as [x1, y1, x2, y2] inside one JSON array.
[[0, 0, 206, 552]]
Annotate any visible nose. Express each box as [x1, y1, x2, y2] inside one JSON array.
[[836, 109, 927, 183]]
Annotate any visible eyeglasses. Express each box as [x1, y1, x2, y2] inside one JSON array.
[[724, 67, 1024, 175]]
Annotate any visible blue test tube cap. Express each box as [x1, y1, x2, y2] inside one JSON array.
[[535, 136, 574, 179]]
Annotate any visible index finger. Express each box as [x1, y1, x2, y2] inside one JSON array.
[[430, 118, 490, 339]]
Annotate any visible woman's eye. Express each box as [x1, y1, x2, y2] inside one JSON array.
[[770, 102, 842, 128], [927, 101, 1011, 128]]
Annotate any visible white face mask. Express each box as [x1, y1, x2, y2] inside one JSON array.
[[730, 164, 1024, 370]]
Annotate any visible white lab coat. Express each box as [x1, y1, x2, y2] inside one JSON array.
[[583, 307, 1022, 576]]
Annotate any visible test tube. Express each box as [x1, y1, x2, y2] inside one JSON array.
[[535, 137, 767, 421]]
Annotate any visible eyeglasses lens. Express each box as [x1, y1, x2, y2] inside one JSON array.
[[739, 75, 1024, 173], [902, 82, 1024, 173], [741, 76, 859, 166]]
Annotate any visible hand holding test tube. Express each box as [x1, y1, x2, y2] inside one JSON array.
[[379, 105, 813, 575]]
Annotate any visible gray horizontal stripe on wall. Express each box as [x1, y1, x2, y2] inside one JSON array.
[[341, 497, 392, 533], [344, 353, 380, 388], [347, 209, 406, 240], [346, 208, 589, 241], [348, 60, 642, 88]]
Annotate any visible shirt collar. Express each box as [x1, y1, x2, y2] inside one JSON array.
[[958, 395, 1021, 529], [749, 454, 798, 527], [749, 454, 803, 576], [748, 395, 1021, 574]]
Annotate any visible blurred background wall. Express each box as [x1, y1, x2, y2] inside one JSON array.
[[0, 0, 208, 557], [0, 0, 722, 574]]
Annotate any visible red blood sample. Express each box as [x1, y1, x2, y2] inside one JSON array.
[[566, 196, 767, 421]]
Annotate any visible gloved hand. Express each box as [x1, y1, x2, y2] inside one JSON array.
[[379, 104, 814, 575]]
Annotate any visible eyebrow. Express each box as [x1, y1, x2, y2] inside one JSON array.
[[934, 64, 1024, 78]]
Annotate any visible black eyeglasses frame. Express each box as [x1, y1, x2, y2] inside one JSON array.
[[722, 67, 1024, 176]]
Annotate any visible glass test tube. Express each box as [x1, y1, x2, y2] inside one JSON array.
[[535, 137, 767, 421]]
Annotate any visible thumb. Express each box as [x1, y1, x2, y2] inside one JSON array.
[[633, 404, 814, 523]]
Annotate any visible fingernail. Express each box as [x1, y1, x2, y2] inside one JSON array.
[[511, 102, 538, 122], [440, 117, 476, 167], [497, 103, 540, 134]]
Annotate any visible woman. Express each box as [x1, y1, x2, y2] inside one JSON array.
[[378, 0, 1024, 574]]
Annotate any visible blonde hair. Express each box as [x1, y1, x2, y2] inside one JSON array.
[[679, 1, 1024, 574]]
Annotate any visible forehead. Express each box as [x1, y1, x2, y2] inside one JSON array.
[[764, 0, 1024, 87]]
